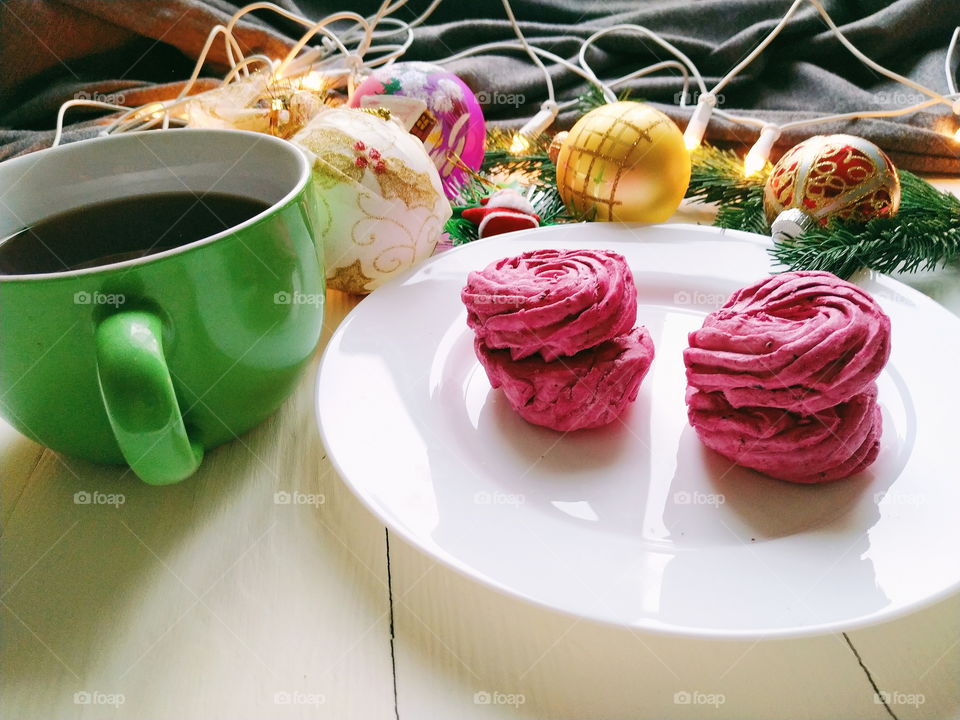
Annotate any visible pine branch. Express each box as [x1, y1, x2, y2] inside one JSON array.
[[771, 172, 960, 277], [688, 145, 960, 279], [771, 213, 960, 278], [576, 85, 634, 113], [897, 170, 960, 216], [685, 145, 769, 206], [716, 193, 770, 234], [481, 128, 557, 185], [577, 84, 609, 113]]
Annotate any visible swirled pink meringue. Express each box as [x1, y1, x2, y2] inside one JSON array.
[[475, 327, 655, 431], [461, 249, 638, 361], [684, 271, 890, 413], [686, 384, 882, 484]]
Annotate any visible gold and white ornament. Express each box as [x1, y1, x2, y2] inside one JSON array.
[[184, 70, 330, 139], [555, 101, 690, 223], [293, 108, 451, 293]]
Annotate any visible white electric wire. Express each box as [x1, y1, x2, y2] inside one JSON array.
[[779, 94, 959, 131], [172, 24, 246, 103], [440, 41, 595, 84], [714, 109, 767, 128], [221, 54, 274, 85], [356, 19, 415, 67], [104, 102, 174, 136], [605, 60, 691, 105], [501, 0, 555, 103], [401, 0, 444, 29], [696, 0, 960, 154], [276, 12, 370, 77], [350, 0, 444, 40], [221, 2, 365, 69], [711, 0, 956, 120], [52, 100, 130, 147], [711, 0, 805, 96], [807, 0, 953, 109], [946, 27, 959, 96], [437, 41, 689, 112], [556, 60, 692, 111], [355, 0, 395, 58], [578, 24, 707, 106], [51, 0, 960, 154]]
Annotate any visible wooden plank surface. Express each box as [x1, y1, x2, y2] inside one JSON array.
[[1, 291, 398, 720]]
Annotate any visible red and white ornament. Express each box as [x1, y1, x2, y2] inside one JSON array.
[[462, 189, 541, 238]]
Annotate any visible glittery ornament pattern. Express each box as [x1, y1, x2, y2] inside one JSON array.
[[764, 134, 901, 225]]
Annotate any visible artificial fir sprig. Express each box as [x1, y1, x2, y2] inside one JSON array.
[[447, 135, 960, 278], [480, 128, 556, 185], [685, 145, 960, 279], [685, 145, 771, 206], [444, 128, 572, 245], [769, 171, 960, 277], [716, 193, 769, 235], [576, 85, 633, 113]]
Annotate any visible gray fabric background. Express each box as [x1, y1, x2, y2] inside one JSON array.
[[2, 0, 959, 172]]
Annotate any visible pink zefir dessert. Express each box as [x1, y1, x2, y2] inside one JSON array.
[[686, 384, 882, 484], [461, 249, 637, 361], [684, 271, 890, 413], [475, 327, 655, 431]]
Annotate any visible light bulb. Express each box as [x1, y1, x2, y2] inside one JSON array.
[[136, 102, 166, 121], [743, 125, 781, 177], [682, 93, 716, 150], [508, 100, 559, 156], [510, 133, 531, 154], [517, 100, 560, 142], [743, 152, 766, 177], [954, 127, 960, 142], [298, 71, 325, 92]]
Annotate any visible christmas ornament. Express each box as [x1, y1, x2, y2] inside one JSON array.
[[461, 189, 541, 238], [555, 101, 691, 223], [183, 70, 331, 138], [764, 134, 901, 230], [547, 131, 567, 164], [685, 144, 960, 279], [292, 108, 451, 294], [350, 62, 486, 197]]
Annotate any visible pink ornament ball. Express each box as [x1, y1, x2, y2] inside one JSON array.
[[350, 62, 486, 197]]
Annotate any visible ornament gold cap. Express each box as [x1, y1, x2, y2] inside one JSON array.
[[548, 131, 568, 164], [355, 106, 393, 122]]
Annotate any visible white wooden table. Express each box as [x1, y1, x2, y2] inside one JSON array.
[[3, 185, 959, 720]]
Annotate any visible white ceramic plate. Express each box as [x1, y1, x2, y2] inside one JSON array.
[[316, 223, 960, 638]]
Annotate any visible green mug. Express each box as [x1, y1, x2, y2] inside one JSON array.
[[0, 129, 324, 485]]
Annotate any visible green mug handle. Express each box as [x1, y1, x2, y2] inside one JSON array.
[[95, 311, 203, 485]]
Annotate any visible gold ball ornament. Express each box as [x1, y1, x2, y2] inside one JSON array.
[[555, 101, 691, 223], [764, 134, 900, 225]]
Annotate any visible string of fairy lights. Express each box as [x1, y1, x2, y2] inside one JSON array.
[[52, 0, 960, 177]]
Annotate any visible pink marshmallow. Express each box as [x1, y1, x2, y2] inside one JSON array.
[[686, 384, 882, 484], [684, 271, 890, 413], [475, 327, 655, 431], [461, 249, 638, 361]]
